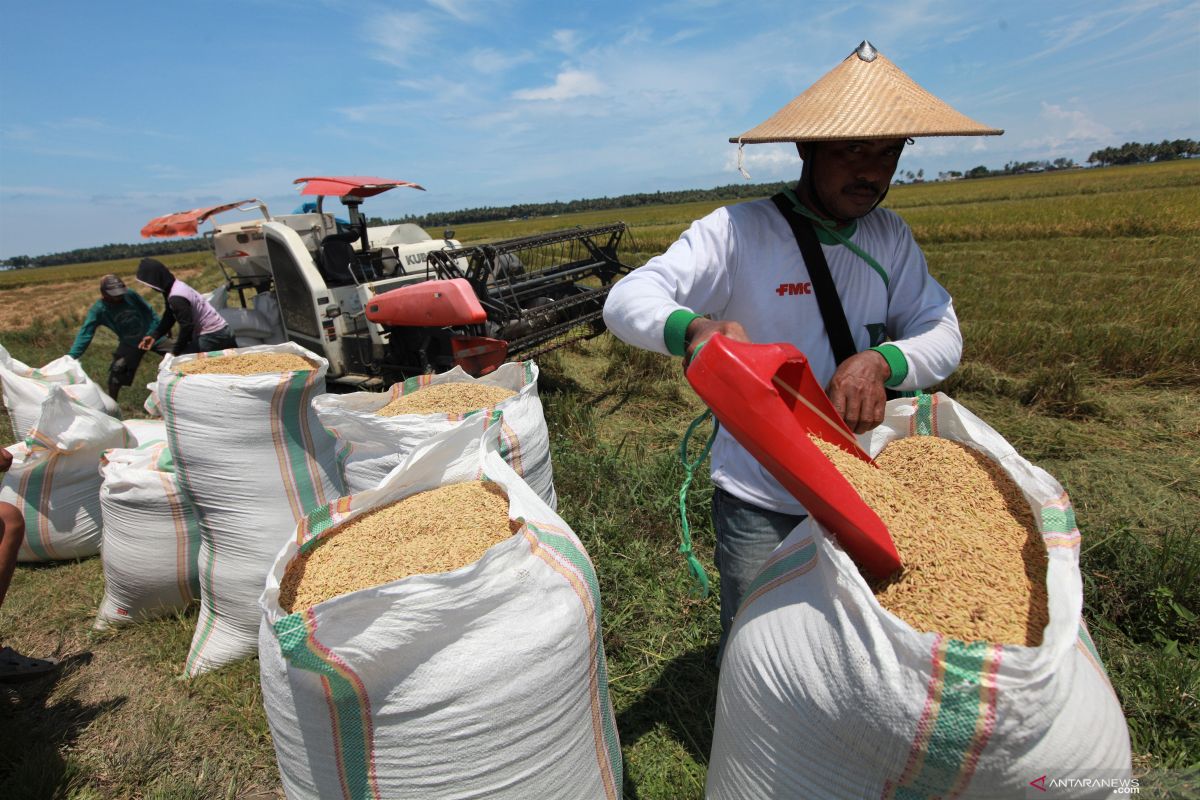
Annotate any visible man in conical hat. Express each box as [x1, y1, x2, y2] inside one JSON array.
[[603, 42, 1002, 657]]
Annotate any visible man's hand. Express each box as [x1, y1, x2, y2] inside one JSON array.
[[827, 350, 891, 434], [684, 318, 751, 366], [138, 336, 154, 351], [0, 447, 12, 472]]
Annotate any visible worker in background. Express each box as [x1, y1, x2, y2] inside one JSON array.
[[0, 446, 59, 681], [602, 41, 1002, 658], [136, 258, 237, 356], [67, 274, 171, 402]]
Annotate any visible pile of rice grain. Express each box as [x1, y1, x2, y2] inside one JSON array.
[[377, 383, 516, 416], [176, 353, 315, 376], [278, 480, 517, 612], [810, 434, 1049, 646]]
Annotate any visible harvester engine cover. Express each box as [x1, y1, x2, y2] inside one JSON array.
[[366, 278, 486, 327]]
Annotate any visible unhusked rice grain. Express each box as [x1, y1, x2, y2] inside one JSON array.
[[279, 480, 517, 612], [377, 383, 516, 416], [809, 434, 1049, 647], [176, 353, 315, 376]]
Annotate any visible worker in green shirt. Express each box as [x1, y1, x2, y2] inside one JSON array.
[[67, 274, 172, 402]]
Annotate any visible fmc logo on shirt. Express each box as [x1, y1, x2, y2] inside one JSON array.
[[776, 282, 812, 296]]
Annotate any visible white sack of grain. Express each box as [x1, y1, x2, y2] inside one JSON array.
[[0, 343, 121, 440], [0, 386, 130, 562], [206, 285, 276, 347], [707, 393, 1132, 800], [94, 440, 201, 629], [122, 418, 167, 447], [258, 413, 620, 800], [313, 361, 556, 507], [251, 291, 288, 345], [158, 342, 344, 676]]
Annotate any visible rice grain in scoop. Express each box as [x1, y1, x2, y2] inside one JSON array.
[[810, 434, 1049, 646], [377, 383, 516, 416], [278, 480, 518, 612], [176, 353, 315, 376]]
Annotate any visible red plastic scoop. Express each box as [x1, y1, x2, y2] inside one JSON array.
[[685, 334, 902, 579]]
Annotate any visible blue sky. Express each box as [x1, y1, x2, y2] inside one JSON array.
[[1, 0, 1196, 259]]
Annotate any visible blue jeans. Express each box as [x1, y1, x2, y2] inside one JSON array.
[[191, 325, 238, 354], [712, 487, 806, 660]]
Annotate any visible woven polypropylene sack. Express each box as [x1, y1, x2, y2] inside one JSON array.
[[95, 441, 201, 628], [706, 393, 1132, 800], [314, 362, 556, 507], [0, 386, 131, 562], [0, 343, 120, 441], [157, 343, 344, 676], [122, 418, 167, 447], [258, 413, 620, 800]]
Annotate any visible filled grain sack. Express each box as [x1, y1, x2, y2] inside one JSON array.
[[259, 413, 620, 800], [94, 440, 200, 629], [206, 285, 275, 346], [0, 342, 120, 440], [122, 417, 167, 447], [157, 343, 343, 676], [0, 386, 130, 562], [707, 393, 1132, 800], [313, 361, 556, 506]]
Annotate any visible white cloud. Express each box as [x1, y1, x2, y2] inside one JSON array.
[[469, 47, 532, 74], [552, 29, 582, 54], [722, 143, 798, 180], [513, 70, 605, 101], [1026, 101, 1115, 149], [425, 0, 474, 22], [363, 11, 437, 66]]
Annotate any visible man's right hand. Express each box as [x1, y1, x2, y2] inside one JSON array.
[[684, 318, 751, 367], [138, 336, 154, 351]]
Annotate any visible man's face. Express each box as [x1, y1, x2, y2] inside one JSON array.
[[801, 138, 906, 222], [101, 294, 125, 306]]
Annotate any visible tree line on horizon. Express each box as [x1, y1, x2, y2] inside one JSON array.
[[5, 138, 1195, 269]]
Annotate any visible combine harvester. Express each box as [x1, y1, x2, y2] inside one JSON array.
[[142, 177, 634, 387]]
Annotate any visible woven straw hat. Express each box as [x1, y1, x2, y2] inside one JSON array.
[[731, 41, 1002, 143]]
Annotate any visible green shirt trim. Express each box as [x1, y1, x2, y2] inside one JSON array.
[[664, 309, 702, 356], [781, 188, 889, 288], [871, 343, 908, 387]]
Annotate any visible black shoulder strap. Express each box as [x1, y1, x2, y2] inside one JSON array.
[[770, 193, 857, 365]]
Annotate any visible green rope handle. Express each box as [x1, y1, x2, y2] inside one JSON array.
[[677, 408, 718, 597]]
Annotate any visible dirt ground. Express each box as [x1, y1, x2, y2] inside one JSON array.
[[0, 269, 204, 334]]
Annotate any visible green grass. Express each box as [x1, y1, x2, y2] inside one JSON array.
[[1, 160, 1198, 797]]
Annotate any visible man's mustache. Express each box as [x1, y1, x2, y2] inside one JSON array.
[[845, 181, 883, 195]]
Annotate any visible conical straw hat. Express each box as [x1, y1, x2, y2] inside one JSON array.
[[731, 41, 1002, 143]]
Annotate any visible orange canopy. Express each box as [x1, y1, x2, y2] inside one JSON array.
[[293, 176, 426, 198], [140, 199, 260, 238]]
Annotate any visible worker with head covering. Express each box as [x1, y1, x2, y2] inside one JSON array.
[[67, 273, 172, 401], [602, 41, 1002, 657], [136, 258, 237, 356]]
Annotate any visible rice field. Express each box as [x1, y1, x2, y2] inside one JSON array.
[[0, 159, 1197, 798]]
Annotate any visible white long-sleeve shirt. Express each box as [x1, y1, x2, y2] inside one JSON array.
[[603, 197, 961, 514]]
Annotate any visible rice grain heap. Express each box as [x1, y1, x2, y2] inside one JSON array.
[[377, 383, 516, 416], [810, 434, 1049, 646], [175, 353, 315, 376], [279, 480, 518, 612]]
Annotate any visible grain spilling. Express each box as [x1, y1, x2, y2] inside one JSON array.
[[176, 353, 315, 376], [377, 383, 517, 416], [810, 434, 1049, 646], [279, 480, 518, 612]]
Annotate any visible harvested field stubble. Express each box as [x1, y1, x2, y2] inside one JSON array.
[[378, 383, 517, 416], [810, 434, 1049, 646], [175, 353, 315, 376], [279, 480, 518, 612]]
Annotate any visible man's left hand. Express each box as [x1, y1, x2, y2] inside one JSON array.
[[827, 350, 891, 434]]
